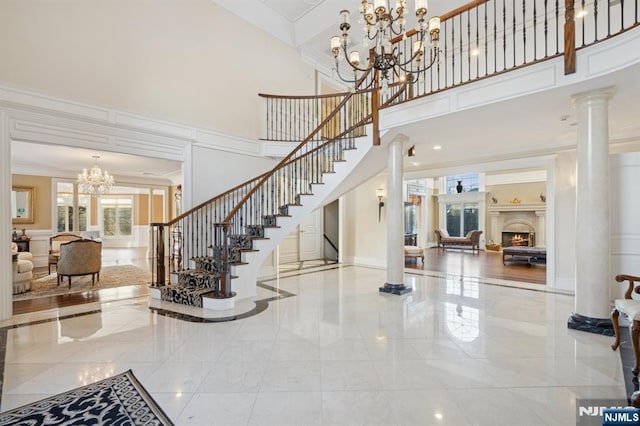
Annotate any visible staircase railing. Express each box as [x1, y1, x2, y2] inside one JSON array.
[[150, 70, 402, 294]]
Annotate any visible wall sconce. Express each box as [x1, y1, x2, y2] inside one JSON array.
[[376, 187, 385, 222], [408, 145, 416, 157]]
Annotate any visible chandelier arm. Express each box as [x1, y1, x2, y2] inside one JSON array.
[[333, 61, 362, 84], [402, 47, 440, 75], [339, 45, 374, 73], [392, 32, 427, 68]]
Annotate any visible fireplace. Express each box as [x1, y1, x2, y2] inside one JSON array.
[[502, 231, 535, 247], [488, 203, 546, 249]]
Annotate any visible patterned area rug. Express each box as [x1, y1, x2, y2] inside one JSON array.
[[0, 370, 174, 425], [13, 264, 152, 301]]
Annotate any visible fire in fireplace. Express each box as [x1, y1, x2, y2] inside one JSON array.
[[502, 231, 535, 247]]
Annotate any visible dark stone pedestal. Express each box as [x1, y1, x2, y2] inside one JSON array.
[[567, 312, 614, 336], [379, 283, 412, 295]]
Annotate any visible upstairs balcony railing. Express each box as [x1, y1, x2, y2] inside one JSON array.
[[366, 0, 638, 106]]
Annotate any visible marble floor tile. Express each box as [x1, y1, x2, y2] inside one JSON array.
[[320, 360, 383, 391], [197, 361, 266, 393], [176, 392, 256, 426], [260, 361, 322, 391], [321, 390, 396, 425], [249, 391, 322, 425]]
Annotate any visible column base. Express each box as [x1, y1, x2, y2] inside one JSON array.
[[379, 283, 412, 295], [567, 312, 614, 336]]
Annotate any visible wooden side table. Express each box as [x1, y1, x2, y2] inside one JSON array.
[[12, 238, 30, 253]]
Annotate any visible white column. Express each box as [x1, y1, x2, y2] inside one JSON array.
[[380, 135, 411, 295], [490, 211, 500, 244], [569, 87, 615, 330], [72, 183, 79, 232], [1, 110, 12, 320], [535, 211, 546, 247]]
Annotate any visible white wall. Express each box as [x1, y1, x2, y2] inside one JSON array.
[[0, 0, 315, 140], [189, 146, 276, 205], [342, 174, 388, 268], [610, 152, 640, 300]]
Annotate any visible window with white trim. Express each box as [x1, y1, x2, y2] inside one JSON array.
[[100, 197, 132, 237]]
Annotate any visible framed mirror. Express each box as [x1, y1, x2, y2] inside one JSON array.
[[11, 186, 35, 224]]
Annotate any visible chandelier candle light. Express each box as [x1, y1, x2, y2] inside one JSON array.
[[331, 0, 441, 90], [77, 155, 115, 196]]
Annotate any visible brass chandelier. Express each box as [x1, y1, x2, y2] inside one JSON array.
[[330, 0, 441, 90]]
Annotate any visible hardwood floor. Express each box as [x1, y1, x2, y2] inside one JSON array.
[[405, 247, 546, 285], [13, 247, 546, 315], [12, 285, 149, 315]]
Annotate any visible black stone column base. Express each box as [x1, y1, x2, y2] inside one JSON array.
[[567, 312, 615, 336], [379, 283, 412, 295]]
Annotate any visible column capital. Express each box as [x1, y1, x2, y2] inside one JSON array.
[[571, 86, 616, 107], [390, 133, 410, 145]]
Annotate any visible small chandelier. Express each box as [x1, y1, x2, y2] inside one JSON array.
[[330, 0, 441, 90], [77, 155, 115, 196]]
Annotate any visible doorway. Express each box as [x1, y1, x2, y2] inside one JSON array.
[[277, 200, 340, 272]]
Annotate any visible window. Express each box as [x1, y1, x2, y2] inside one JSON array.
[[56, 183, 90, 233], [446, 203, 479, 237], [446, 173, 479, 193], [100, 197, 132, 237]]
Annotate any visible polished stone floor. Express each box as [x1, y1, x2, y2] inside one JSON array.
[[0, 265, 626, 425]]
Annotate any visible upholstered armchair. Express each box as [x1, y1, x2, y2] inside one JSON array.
[[11, 243, 33, 294], [11, 241, 33, 262], [612, 274, 640, 376], [56, 239, 102, 288], [49, 233, 83, 273]]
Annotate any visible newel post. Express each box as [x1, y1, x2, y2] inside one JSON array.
[[155, 224, 165, 287], [372, 87, 380, 146], [214, 222, 232, 298], [564, 0, 577, 74]]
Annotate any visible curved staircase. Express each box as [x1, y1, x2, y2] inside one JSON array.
[[150, 87, 380, 311]]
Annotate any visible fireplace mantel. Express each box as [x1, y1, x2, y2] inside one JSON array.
[[488, 203, 546, 214], [487, 203, 547, 247]]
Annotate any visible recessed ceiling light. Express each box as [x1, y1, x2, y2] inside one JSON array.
[[433, 145, 442, 150]]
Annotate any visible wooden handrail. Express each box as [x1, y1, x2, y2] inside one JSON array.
[[390, 0, 490, 43], [223, 69, 374, 221], [223, 91, 359, 223], [258, 90, 369, 100], [151, 171, 268, 228], [152, 92, 377, 229]]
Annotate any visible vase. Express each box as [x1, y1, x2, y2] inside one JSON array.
[[456, 181, 463, 193]]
